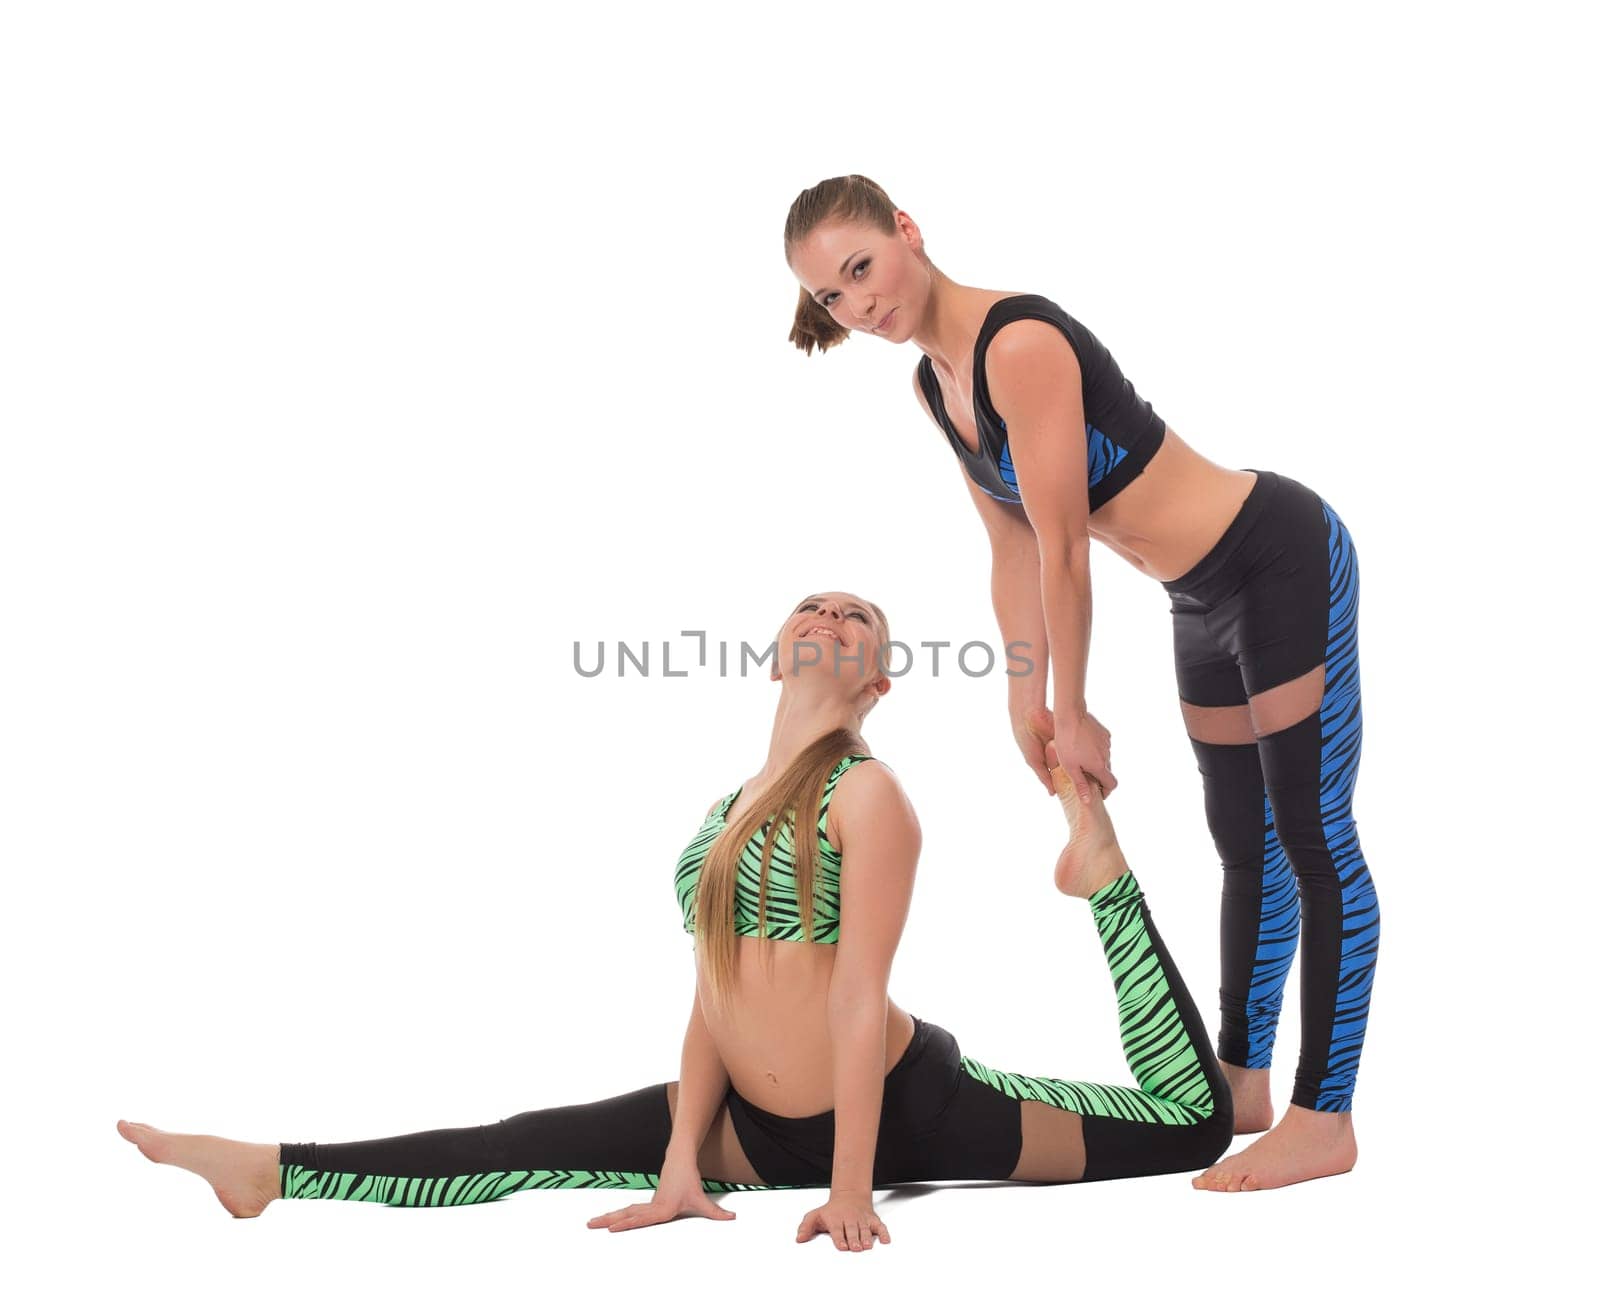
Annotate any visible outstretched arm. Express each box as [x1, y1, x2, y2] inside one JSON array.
[[820, 762, 918, 1199], [963, 472, 1056, 794], [661, 988, 729, 1175], [661, 795, 738, 1173], [984, 321, 1114, 804], [909, 362, 1054, 793]]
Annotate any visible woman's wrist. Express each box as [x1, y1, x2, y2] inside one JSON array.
[[1008, 677, 1048, 714], [1052, 693, 1087, 722]]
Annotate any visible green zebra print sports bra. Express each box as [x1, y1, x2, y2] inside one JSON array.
[[674, 753, 875, 946]]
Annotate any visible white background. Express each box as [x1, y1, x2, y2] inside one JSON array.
[[4, 1, 1593, 1302]]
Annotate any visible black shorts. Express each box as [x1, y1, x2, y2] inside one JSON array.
[[1164, 468, 1343, 702], [723, 1016, 1023, 1187]]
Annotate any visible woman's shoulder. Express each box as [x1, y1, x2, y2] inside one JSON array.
[[828, 751, 880, 779], [827, 756, 912, 815], [825, 756, 919, 853]]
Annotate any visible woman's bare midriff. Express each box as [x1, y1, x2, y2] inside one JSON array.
[[1088, 426, 1259, 583], [698, 937, 916, 1118]]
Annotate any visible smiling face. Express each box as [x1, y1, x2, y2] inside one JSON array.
[[787, 214, 927, 343], [775, 590, 892, 703]]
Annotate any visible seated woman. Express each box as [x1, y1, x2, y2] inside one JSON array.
[[117, 590, 1233, 1252]]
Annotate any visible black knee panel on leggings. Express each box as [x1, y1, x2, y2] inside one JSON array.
[[1080, 1108, 1233, 1182], [1188, 736, 1273, 1067]]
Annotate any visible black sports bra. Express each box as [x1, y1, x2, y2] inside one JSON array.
[[917, 293, 1167, 511]]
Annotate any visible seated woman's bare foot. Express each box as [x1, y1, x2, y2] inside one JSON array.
[[1191, 1105, 1357, 1191], [117, 1119, 282, 1217], [1220, 1062, 1274, 1134], [1045, 765, 1128, 900]]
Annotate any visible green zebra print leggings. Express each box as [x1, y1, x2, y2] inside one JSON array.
[[278, 871, 1232, 1204]]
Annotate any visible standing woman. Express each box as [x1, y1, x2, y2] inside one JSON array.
[[783, 175, 1379, 1192]]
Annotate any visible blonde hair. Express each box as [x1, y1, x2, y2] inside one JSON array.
[[783, 174, 902, 357], [693, 596, 891, 1014]]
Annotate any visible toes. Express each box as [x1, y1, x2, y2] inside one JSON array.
[[117, 1120, 172, 1164], [1196, 1161, 1243, 1192], [1196, 1151, 1249, 1193]]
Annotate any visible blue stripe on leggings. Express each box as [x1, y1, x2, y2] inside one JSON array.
[[1313, 500, 1381, 1111]]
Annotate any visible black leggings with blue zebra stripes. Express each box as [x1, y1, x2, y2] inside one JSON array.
[[1166, 467, 1381, 1113], [277, 871, 1232, 1204]]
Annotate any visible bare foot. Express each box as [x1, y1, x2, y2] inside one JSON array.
[[1220, 1062, 1274, 1134], [1042, 767, 1128, 900], [116, 1119, 282, 1217], [1191, 1104, 1357, 1191]]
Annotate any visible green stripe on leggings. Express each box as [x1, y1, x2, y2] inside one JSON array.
[[278, 1164, 796, 1205], [959, 870, 1214, 1125]]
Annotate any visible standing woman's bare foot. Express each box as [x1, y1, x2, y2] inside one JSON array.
[[117, 1119, 282, 1217], [1191, 1104, 1357, 1191], [1221, 1062, 1274, 1134]]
